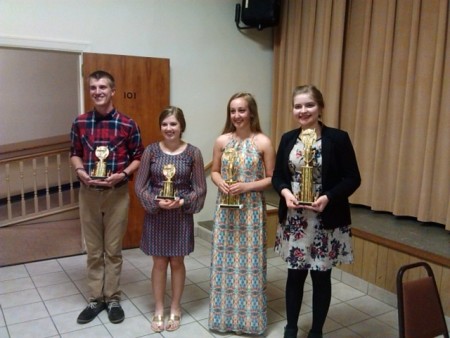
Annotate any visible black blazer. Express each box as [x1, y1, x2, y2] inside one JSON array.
[[272, 124, 361, 230]]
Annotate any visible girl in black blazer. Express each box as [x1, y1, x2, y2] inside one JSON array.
[[272, 85, 361, 338]]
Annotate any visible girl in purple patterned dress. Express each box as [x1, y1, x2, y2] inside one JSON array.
[[134, 107, 206, 333], [272, 85, 361, 338]]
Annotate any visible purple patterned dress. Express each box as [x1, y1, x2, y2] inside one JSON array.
[[274, 138, 353, 270], [209, 136, 267, 335], [135, 143, 206, 256]]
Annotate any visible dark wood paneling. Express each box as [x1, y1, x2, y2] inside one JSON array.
[[82, 53, 170, 248]]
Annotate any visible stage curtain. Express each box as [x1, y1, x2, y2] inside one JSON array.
[[272, 0, 450, 229], [272, 0, 347, 142]]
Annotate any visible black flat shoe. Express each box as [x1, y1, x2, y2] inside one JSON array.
[[307, 330, 323, 338], [284, 326, 298, 338]]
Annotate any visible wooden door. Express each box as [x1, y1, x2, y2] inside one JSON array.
[[82, 52, 170, 248]]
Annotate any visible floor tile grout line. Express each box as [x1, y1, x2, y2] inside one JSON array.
[[0, 238, 418, 338]]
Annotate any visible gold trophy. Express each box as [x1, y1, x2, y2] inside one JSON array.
[[156, 164, 177, 199], [296, 129, 317, 205], [91, 146, 110, 179], [219, 147, 242, 209]]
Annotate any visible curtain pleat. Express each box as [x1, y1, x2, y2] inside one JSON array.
[[271, 0, 346, 144], [272, 0, 450, 229]]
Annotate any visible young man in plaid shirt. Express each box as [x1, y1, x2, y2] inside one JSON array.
[[70, 70, 144, 324]]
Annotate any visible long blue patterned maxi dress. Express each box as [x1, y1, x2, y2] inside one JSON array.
[[209, 136, 267, 335]]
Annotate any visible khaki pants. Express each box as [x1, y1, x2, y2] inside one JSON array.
[[79, 183, 129, 302]]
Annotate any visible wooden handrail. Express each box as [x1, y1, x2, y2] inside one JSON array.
[[204, 160, 212, 171], [0, 146, 71, 164], [0, 135, 70, 159]]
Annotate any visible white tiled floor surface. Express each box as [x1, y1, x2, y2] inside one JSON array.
[[0, 236, 448, 338]]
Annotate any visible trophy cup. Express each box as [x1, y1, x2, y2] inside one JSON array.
[[91, 146, 110, 179], [219, 147, 242, 209], [156, 164, 177, 199], [296, 129, 317, 205]]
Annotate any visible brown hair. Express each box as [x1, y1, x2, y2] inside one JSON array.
[[292, 85, 325, 109], [222, 92, 263, 134], [159, 106, 186, 133]]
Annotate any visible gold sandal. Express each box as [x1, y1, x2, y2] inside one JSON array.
[[151, 314, 164, 332], [166, 313, 181, 332]]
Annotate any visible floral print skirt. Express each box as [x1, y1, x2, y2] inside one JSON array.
[[274, 208, 353, 270]]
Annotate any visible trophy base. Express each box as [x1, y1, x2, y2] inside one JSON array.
[[296, 201, 313, 206], [155, 195, 177, 200], [90, 176, 108, 180], [219, 203, 243, 209]]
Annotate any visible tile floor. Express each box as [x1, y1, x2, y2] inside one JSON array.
[[0, 236, 448, 338]]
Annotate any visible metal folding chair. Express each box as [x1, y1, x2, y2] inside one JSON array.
[[397, 262, 449, 338]]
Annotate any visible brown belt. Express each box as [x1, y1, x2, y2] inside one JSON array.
[[84, 180, 128, 191]]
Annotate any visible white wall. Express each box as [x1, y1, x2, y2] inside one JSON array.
[[0, 48, 80, 145], [0, 0, 274, 223]]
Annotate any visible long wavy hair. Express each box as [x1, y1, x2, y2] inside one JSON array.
[[221, 92, 263, 134]]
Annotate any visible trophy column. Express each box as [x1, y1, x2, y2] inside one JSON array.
[[156, 164, 177, 200], [219, 147, 242, 209], [91, 146, 110, 179], [296, 129, 317, 205]]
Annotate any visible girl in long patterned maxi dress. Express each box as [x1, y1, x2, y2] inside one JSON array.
[[208, 93, 275, 335], [272, 85, 361, 338]]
